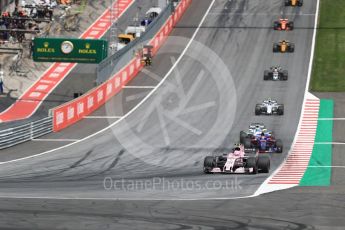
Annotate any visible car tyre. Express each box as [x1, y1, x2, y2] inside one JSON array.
[[246, 157, 258, 174], [203, 156, 215, 173], [273, 22, 279, 30], [278, 105, 284, 115], [244, 138, 252, 149], [240, 131, 247, 144], [282, 70, 288, 80], [258, 154, 270, 173], [289, 43, 295, 52], [273, 44, 279, 52], [264, 70, 270, 80], [255, 105, 261, 115], [275, 139, 283, 153]]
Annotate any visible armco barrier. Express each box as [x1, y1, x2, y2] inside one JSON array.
[[0, 117, 53, 149], [52, 0, 192, 132]]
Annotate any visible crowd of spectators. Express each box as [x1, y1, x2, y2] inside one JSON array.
[[0, 0, 74, 43]]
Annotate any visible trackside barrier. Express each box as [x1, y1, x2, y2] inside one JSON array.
[[52, 0, 192, 132], [97, 2, 173, 83], [0, 117, 53, 149]]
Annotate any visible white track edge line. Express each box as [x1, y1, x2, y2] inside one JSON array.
[[32, 139, 79, 142], [0, 0, 216, 166], [84, 116, 122, 119]]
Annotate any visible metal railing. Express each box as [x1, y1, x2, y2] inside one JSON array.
[[0, 116, 53, 149]]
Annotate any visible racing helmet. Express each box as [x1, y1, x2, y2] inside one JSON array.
[[233, 143, 241, 151]]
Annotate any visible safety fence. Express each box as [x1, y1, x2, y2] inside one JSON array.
[[97, 2, 174, 83], [0, 116, 53, 150], [52, 0, 192, 131]]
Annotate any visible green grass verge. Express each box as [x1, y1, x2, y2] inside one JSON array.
[[310, 0, 345, 92], [299, 99, 333, 186]]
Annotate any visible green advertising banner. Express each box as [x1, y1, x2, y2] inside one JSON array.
[[33, 38, 108, 63]]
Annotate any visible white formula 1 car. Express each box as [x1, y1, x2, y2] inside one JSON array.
[[255, 98, 284, 115]]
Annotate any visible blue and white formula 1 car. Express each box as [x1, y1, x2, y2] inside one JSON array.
[[255, 98, 284, 116], [240, 123, 269, 142]]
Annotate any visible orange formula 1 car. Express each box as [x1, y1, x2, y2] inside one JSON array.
[[285, 0, 303, 6], [273, 19, 294, 30], [273, 40, 295, 53]]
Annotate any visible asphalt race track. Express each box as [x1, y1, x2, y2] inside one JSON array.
[[1, 187, 344, 229], [0, 0, 328, 229]]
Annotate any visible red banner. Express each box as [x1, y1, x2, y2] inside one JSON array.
[[53, 0, 192, 131]]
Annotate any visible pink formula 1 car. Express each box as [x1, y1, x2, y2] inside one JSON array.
[[203, 144, 270, 174]]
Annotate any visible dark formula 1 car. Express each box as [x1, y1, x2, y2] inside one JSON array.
[[274, 19, 294, 30], [203, 144, 270, 174], [285, 0, 303, 7], [240, 123, 267, 139], [273, 40, 295, 53], [240, 123, 269, 144], [264, 66, 288, 81], [240, 124, 283, 153], [255, 98, 284, 116]]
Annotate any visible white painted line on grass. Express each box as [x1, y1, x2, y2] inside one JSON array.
[[319, 118, 345, 121], [315, 142, 345, 145], [308, 166, 345, 168]]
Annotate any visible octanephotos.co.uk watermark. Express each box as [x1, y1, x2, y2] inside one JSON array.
[[103, 177, 243, 192]]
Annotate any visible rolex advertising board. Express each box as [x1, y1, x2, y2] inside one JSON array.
[[33, 38, 108, 63]]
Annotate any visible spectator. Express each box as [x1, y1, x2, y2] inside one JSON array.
[[0, 69, 4, 94]]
